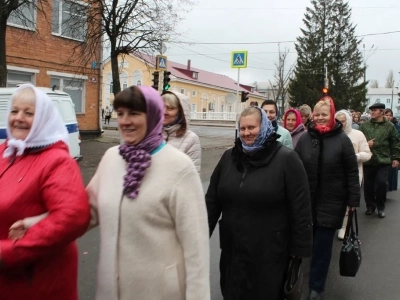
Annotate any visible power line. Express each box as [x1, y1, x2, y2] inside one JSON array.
[[194, 6, 397, 10], [170, 43, 274, 71], [171, 30, 400, 45]]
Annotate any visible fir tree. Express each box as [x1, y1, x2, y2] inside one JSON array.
[[289, 0, 367, 111]]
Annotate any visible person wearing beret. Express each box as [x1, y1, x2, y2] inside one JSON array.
[[359, 103, 400, 218]]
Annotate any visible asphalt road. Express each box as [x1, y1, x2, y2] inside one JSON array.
[[77, 128, 400, 300]]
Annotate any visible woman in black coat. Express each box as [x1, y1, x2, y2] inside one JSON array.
[[206, 106, 313, 300], [295, 97, 360, 300]]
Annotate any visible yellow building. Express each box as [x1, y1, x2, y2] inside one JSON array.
[[101, 53, 266, 119]]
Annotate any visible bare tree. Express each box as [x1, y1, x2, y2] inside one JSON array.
[[369, 80, 379, 88], [70, 0, 194, 95], [385, 70, 395, 88], [0, 0, 47, 86], [270, 46, 294, 115]]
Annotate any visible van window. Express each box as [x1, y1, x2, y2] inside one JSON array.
[[60, 99, 77, 123]]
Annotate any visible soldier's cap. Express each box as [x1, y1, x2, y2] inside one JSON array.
[[369, 103, 385, 110]]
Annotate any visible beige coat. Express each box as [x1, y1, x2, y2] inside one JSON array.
[[162, 91, 201, 172], [87, 144, 210, 300], [336, 110, 372, 185]]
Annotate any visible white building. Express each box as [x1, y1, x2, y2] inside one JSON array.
[[366, 87, 400, 116]]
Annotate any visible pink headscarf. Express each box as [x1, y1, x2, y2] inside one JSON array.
[[119, 86, 165, 199], [283, 109, 302, 131]]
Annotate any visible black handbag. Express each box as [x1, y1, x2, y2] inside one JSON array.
[[283, 256, 303, 300], [339, 209, 362, 277]]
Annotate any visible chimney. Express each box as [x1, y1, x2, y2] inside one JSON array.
[[187, 59, 191, 70]]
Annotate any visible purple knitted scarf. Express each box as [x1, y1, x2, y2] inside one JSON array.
[[119, 86, 164, 199]]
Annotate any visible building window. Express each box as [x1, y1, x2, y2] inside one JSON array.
[[208, 102, 215, 111], [180, 88, 185, 94], [7, 71, 34, 87], [387, 99, 391, 104], [192, 72, 198, 79], [132, 70, 143, 86], [192, 90, 197, 97], [221, 104, 224, 112], [191, 104, 197, 112], [52, 0, 87, 41], [51, 77, 85, 113], [119, 61, 129, 69], [109, 82, 113, 93], [8, 0, 36, 30], [120, 71, 128, 90]]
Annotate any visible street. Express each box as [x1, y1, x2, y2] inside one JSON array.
[[77, 127, 400, 300]]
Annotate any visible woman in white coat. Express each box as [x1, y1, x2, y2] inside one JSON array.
[[162, 91, 201, 172], [335, 110, 371, 239], [87, 86, 210, 300]]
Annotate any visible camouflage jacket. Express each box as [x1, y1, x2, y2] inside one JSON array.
[[359, 119, 400, 166]]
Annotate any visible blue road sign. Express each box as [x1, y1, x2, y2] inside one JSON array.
[[231, 51, 248, 68]]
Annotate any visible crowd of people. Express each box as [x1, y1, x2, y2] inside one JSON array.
[[1, 84, 400, 300]]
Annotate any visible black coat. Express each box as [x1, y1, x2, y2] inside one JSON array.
[[206, 135, 313, 300], [294, 122, 360, 229]]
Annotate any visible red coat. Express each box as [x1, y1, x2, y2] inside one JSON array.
[[0, 141, 90, 300]]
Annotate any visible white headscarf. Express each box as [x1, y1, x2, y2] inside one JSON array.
[[3, 84, 69, 158], [335, 109, 352, 134]]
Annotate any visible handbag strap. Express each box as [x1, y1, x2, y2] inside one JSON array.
[[353, 209, 359, 235], [344, 209, 359, 239]]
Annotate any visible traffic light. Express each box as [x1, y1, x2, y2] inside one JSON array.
[[163, 71, 171, 91], [322, 87, 329, 95], [241, 91, 249, 102], [151, 71, 159, 91]]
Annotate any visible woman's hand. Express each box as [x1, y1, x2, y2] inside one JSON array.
[[349, 207, 357, 212], [9, 220, 27, 241]]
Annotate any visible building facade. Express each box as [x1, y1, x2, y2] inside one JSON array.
[[5, 0, 101, 134], [101, 53, 266, 120], [366, 88, 400, 115]]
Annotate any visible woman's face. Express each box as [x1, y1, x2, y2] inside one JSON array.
[[385, 112, 393, 122], [301, 113, 309, 125], [336, 114, 347, 129], [285, 112, 297, 132], [313, 105, 331, 127], [353, 115, 360, 122], [262, 104, 276, 121], [8, 97, 36, 140], [239, 114, 260, 146], [163, 103, 179, 126], [117, 107, 147, 145]]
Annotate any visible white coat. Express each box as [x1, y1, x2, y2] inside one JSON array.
[[87, 144, 210, 300], [336, 110, 372, 185], [162, 91, 201, 172]]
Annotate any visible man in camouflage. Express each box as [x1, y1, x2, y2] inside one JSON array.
[[360, 103, 400, 218]]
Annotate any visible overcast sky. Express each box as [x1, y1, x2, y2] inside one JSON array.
[[165, 0, 400, 88]]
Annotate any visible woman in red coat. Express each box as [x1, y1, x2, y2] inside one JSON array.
[[0, 84, 90, 300]]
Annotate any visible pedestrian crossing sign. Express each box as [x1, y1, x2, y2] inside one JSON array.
[[156, 55, 167, 70], [231, 51, 248, 68]]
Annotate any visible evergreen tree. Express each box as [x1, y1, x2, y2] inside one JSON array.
[[289, 0, 367, 111]]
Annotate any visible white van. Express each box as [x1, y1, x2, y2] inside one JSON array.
[[0, 87, 83, 161]]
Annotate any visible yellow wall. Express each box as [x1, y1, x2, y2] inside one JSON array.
[[101, 55, 264, 115]]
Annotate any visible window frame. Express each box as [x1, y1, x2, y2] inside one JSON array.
[[52, 0, 87, 42], [7, 0, 36, 31], [50, 75, 86, 114]]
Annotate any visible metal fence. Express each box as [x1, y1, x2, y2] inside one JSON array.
[[190, 112, 237, 120]]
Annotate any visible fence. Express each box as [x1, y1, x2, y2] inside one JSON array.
[[190, 112, 237, 121]]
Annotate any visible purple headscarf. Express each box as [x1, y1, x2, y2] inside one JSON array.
[[119, 86, 165, 199]]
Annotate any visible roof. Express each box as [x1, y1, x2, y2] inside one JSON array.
[[133, 53, 264, 98], [367, 87, 398, 95]]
